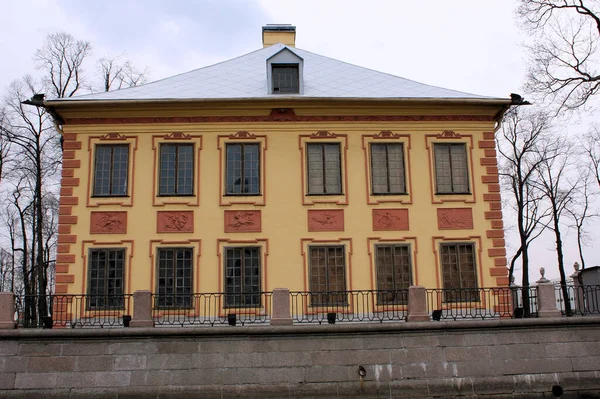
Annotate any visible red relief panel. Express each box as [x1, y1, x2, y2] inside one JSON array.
[[308, 209, 344, 232], [224, 210, 262, 233], [372, 209, 409, 231], [90, 211, 127, 234], [437, 208, 474, 230], [157, 211, 194, 233]]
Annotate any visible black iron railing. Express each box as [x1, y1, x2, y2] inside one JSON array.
[[425, 287, 523, 320], [15, 294, 132, 328], [151, 292, 272, 326], [555, 284, 600, 316], [290, 290, 409, 324]]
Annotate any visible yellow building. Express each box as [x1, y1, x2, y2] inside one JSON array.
[[46, 25, 513, 316]]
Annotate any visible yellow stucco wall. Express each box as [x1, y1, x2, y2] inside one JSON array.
[[55, 102, 507, 296]]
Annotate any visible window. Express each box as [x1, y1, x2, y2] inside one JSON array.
[[307, 143, 342, 195], [156, 248, 193, 308], [226, 143, 260, 195], [159, 144, 194, 196], [371, 143, 406, 194], [87, 249, 125, 309], [375, 245, 411, 304], [309, 246, 347, 306], [272, 64, 299, 93], [93, 145, 129, 196], [224, 247, 261, 307], [440, 243, 479, 302], [434, 143, 469, 194]]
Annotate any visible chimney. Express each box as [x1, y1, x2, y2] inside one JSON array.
[[262, 24, 296, 48]]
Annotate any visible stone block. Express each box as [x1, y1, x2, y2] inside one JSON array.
[[401, 362, 453, 379], [401, 335, 438, 348], [147, 353, 192, 370], [68, 388, 119, 399], [0, 372, 15, 389], [443, 346, 490, 362], [2, 357, 27, 372], [275, 337, 323, 352], [403, 347, 444, 364], [107, 341, 157, 355], [311, 349, 390, 366], [61, 342, 107, 356], [93, 371, 131, 387], [221, 352, 257, 368], [27, 356, 76, 373], [0, 293, 16, 329], [427, 377, 475, 397], [15, 372, 57, 389], [0, 341, 18, 356], [503, 357, 573, 375], [455, 360, 504, 377], [545, 342, 600, 358], [572, 356, 600, 371], [337, 380, 391, 398], [304, 365, 351, 382], [75, 355, 114, 372], [55, 372, 96, 388], [291, 382, 339, 398], [129, 370, 172, 387], [114, 354, 147, 370], [270, 288, 292, 326], [158, 341, 200, 354], [190, 353, 225, 369], [18, 343, 62, 357], [320, 337, 364, 351], [389, 379, 430, 398], [388, 349, 407, 364], [361, 334, 402, 350], [258, 351, 312, 367], [169, 369, 224, 386], [221, 383, 293, 398]]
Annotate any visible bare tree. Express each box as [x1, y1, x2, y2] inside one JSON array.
[[583, 125, 600, 188], [536, 137, 580, 314], [517, 0, 600, 112], [0, 77, 61, 325], [497, 106, 555, 316], [34, 32, 92, 99], [565, 171, 597, 270], [98, 54, 148, 92]]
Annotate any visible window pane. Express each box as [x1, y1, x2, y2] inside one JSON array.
[[440, 243, 478, 302], [226, 144, 243, 194], [225, 247, 261, 307], [324, 144, 342, 194], [87, 249, 125, 309], [434, 144, 452, 193], [159, 144, 194, 196], [272, 65, 299, 94], [450, 145, 469, 193], [307, 144, 324, 194], [387, 144, 405, 193], [371, 143, 405, 194], [93, 145, 129, 197], [156, 248, 193, 308], [309, 246, 346, 306], [243, 144, 260, 194], [375, 245, 410, 304]]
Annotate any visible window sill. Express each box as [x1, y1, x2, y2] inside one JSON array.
[[306, 193, 344, 196], [435, 192, 472, 196], [157, 194, 195, 198], [371, 192, 408, 196], [91, 195, 130, 198], [223, 194, 262, 197]]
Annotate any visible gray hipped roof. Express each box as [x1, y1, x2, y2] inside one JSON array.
[[56, 44, 499, 102]]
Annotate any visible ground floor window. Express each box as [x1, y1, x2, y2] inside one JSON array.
[[156, 248, 193, 308], [87, 248, 125, 309], [224, 247, 261, 307], [375, 244, 411, 304], [309, 246, 347, 306], [440, 243, 479, 302]]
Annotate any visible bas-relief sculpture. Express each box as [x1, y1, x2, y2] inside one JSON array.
[[90, 212, 127, 234], [372, 209, 409, 231], [308, 210, 344, 232], [437, 208, 474, 230], [157, 211, 194, 233], [224, 210, 261, 233]]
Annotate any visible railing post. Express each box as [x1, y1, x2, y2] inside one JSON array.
[[129, 290, 155, 327], [0, 293, 16, 329], [270, 288, 292, 326], [536, 282, 561, 318], [407, 286, 430, 322], [571, 263, 583, 313]]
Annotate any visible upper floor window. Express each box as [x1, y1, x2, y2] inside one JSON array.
[[371, 143, 406, 194], [155, 247, 193, 309], [226, 143, 260, 195], [375, 244, 411, 304], [309, 246, 347, 306], [272, 65, 299, 94], [434, 143, 469, 194], [224, 247, 262, 307], [440, 243, 479, 302], [87, 248, 125, 309], [159, 144, 194, 196], [307, 143, 342, 195], [93, 145, 129, 197]]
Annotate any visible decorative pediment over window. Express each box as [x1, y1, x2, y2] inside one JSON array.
[[266, 47, 304, 95]]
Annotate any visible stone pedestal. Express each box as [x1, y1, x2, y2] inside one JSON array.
[[130, 290, 155, 327], [536, 282, 561, 318], [0, 292, 16, 329], [270, 288, 293, 326], [407, 286, 430, 322]]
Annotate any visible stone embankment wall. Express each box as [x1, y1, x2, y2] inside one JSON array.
[[0, 318, 599, 398]]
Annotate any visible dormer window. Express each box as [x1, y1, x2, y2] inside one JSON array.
[[272, 64, 299, 94], [267, 48, 303, 95]]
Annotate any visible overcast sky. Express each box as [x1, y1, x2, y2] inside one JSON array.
[[0, 0, 594, 281]]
